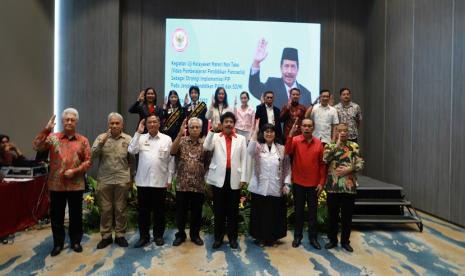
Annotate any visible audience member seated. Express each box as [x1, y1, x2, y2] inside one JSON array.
[[0, 134, 25, 167]]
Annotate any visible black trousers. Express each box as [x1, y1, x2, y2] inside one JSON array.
[[50, 191, 83, 247], [293, 183, 318, 240], [175, 191, 204, 239], [327, 193, 355, 244], [137, 186, 166, 240], [212, 169, 240, 242]]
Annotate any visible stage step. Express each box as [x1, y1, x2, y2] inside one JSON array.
[[355, 199, 411, 206], [352, 214, 421, 224], [353, 176, 423, 231]]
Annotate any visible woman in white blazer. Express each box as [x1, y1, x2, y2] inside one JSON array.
[[203, 112, 247, 249], [247, 122, 291, 247]]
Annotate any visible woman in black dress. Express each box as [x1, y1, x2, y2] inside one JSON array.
[[161, 90, 185, 140], [128, 87, 161, 133]]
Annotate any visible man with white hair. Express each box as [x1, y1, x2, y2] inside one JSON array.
[[33, 108, 91, 257], [170, 117, 208, 246], [91, 112, 133, 249]]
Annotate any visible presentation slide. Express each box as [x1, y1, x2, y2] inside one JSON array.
[[165, 19, 320, 108]]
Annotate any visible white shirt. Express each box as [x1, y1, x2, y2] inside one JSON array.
[[206, 105, 234, 128], [128, 132, 174, 187], [247, 141, 291, 197], [265, 104, 275, 124], [311, 104, 339, 144]]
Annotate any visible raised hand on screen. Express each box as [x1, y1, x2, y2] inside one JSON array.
[[252, 38, 268, 68]]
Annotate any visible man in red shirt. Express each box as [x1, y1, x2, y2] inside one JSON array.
[[285, 118, 326, 249], [33, 108, 91, 257]]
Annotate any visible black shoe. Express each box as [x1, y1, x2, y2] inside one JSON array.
[[309, 239, 321, 250], [292, 239, 301, 248], [212, 240, 223, 249], [325, 241, 337, 250], [172, 236, 185, 246], [72, 243, 83, 253], [191, 237, 204, 246], [154, 237, 164, 246], [341, 243, 353, 252], [229, 240, 238, 249], [50, 246, 63, 257], [134, 238, 150, 248], [97, 238, 113, 249], [254, 239, 265, 247], [114, 237, 128, 248]]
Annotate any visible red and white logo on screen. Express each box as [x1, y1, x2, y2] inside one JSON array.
[[171, 28, 189, 52]]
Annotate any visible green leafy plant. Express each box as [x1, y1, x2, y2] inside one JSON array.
[[82, 176, 328, 234]]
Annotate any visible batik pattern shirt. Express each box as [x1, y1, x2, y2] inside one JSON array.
[[33, 129, 91, 191], [174, 137, 207, 193], [335, 102, 362, 140], [323, 141, 364, 194]]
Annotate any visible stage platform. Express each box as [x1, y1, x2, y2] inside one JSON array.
[[354, 176, 423, 231]]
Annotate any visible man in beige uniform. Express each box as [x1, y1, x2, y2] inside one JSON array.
[[92, 112, 133, 249]]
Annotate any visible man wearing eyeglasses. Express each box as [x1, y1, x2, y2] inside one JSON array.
[[254, 91, 283, 144]]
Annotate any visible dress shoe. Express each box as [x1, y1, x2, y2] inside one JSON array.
[[292, 239, 301, 248], [50, 246, 63, 257], [154, 237, 164, 246], [229, 240, 238, 249], [191, 237, 204, 246], [254, 239, 265, 247], [341, 243, 354, 252], [72, 243, 83, 253], [172, 236, 185, 246], [325, 241, 337, 250], [134, 238, 150, 248], [97, 238, 113, 249], [309, 239, 321, 250], [114, 237, 128, 247], [212, 240, 223, 249]]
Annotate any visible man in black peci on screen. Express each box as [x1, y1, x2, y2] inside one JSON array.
[[249, 39, 312, 108]]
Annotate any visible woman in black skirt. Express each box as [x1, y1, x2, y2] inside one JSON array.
[[247, 122, 291, 246]]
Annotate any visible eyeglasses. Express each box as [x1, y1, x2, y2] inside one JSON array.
[[265, 96, 273, 99]]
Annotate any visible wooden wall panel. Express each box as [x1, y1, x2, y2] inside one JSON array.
[[59, 0, 120, 142], [411, 0, 452, 218], [363, 0, 385, 178], [383, 0, 414, 197], [0, 0, 53, 157], [451, 0, 465, 226], [121, 0, 142, 133]]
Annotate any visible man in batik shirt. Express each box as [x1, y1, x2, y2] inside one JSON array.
[[170, 117, 208, 246], [33, 108, 91, 257], [323, 123, 364, 252], [335, 88, 362, 143]]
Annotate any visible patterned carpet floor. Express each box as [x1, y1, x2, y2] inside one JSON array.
[[1, 212, 464, 275]]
